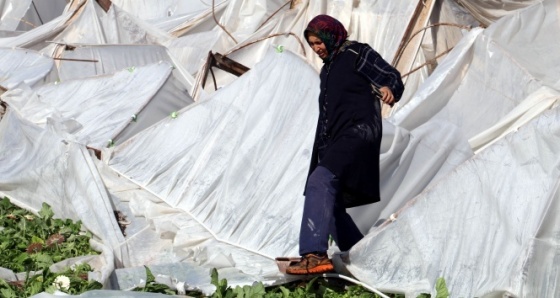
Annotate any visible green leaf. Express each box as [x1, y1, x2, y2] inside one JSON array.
[[305, 277, 318, 293], [32, 253, 54, 270], [86, 280, 103, 291], [31, 235, 44, 244], [279, 286, 291, 297], [435, 277, 449, 298], [38, 203, 54, 220], [45, 284, 57, 294], [0, 287, 18, 298], [25, 278, 44, 296], [246, 282, 266, 297], [144, 266, 155, 284]]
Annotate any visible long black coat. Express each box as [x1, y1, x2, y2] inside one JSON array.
[[306, 42, 403, 208]]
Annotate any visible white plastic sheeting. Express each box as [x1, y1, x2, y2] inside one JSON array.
[[0, 47, 53, 89], [111, 0, 221, 22], [57, 0, 172, 46], [348, 106, 560, 297], [347, 0, 560, 296], [0, 110, 119, 284], [457, 0, 539, 25], [17, 0, 68, 31], [0, 0, 33, 30], [3, 62, 174, 149], [107, 47, 318, 263], [0, 11, 73, 50], [0, 0, 559, 297]]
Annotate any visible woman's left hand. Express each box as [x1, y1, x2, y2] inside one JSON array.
[[379, 86, 395, 106]]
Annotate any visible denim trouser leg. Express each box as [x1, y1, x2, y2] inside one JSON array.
[[299, 166, 364, 255], [330, 199, 364, 252]]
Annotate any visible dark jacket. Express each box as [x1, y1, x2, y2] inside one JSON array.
[[306, 42, 404, 208]]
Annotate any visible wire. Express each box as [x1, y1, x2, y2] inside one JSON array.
[[212, 0, 237, 43], [32, 1, 44, 25], [257, 1, 291, 30], [400, 47, 454, 78], [322, 273, 391, 298]]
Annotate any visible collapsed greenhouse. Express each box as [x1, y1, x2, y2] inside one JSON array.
[[1, 0, 559, 297]]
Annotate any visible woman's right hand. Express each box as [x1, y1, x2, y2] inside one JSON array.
[[379, 86, 395, 106]]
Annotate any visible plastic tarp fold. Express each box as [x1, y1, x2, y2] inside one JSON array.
[[2, 62, 174, 149], [0, 47, 53, 89], [345, 0, 560, 296], [57, 0, 172, 46], [457, 0, 539, 26], [111, 0, 218, 22], [0, 11, 72, 50], [0, 109, 121, 284], [347, 105, 560, 297], [105, 47, 318, 287], [2, 0, 560, 296]]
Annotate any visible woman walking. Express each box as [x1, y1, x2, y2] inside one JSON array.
[[286, 14, 404, 275]]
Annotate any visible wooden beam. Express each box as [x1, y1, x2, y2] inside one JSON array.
[[96, 0, 112, 12], [212, 53, 250, 77], [200, 52, 250, 90]]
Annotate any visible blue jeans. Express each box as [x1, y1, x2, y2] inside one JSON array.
[[299, 166, 364, 255]]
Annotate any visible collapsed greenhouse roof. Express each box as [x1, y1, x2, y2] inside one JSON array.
[[1, 0, 559, 297]]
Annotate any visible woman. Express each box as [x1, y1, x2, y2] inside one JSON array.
[[286, 15, 404, 275]]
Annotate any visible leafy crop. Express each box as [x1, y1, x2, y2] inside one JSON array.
[[0, 197, 98, 273], [127, 266, 450, 297], [0, 263, 102, 297], [132, 266, 177, 295]]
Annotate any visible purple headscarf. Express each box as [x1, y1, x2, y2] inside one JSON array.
[[304, 15, 348, 62]]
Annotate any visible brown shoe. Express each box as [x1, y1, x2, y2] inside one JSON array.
[[285, 253, 334, 275]]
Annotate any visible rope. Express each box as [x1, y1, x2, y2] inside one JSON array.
[[224, 32, 306, 56], [212, 0, 238, 44], [401, 47, 454, 78], [257, 1, 291, 30]]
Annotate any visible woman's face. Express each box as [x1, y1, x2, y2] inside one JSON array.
[[307, 33, 328, 59]]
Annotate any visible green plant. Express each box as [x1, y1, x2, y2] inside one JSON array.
[[0, 263, 102, 297], [0, 198, 98, 273], [132, 266, 177, 295]]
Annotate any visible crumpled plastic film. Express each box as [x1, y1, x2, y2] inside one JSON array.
[[109, 47, 318, 267], [3, 62, 173, 149], [0, 48, 53, 89]]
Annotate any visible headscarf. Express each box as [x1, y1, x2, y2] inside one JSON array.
[[304, 15, 348, 62]]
